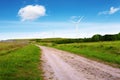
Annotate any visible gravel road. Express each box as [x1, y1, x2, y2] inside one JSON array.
[[39, 46, 120, 80]]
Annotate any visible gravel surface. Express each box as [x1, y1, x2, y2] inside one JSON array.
[[39, 46, 120, 80]]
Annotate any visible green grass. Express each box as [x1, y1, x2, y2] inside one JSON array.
[[48, 41, 120, 68], [0, 42, 27, 56], [0, 44, 42, 80]]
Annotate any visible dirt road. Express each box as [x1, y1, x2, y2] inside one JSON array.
[[39, 46, 120, 80]]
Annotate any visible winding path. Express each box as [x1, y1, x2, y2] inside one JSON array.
[[39, 46, 120, 80]]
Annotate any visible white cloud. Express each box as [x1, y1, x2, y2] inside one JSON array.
[[18, 5, 46, 21], [109, 7, 120, 14], [99, 6, 120, 15]]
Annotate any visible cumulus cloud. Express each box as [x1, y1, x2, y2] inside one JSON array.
[[18, 5, 46, 21], [99, 6, 120, 15]]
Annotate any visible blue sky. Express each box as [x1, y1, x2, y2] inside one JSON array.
[[0, 0, 120, 40]]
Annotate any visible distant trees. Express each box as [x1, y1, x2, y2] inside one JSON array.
[[92, 34, 102, 41], [76, 32, 120, 42], [116, 33, 120, 40], [34, 32, 120, 44], [102, 35, 117, 41], [91, 33, 120, 41], [54, 39, 83, 44]]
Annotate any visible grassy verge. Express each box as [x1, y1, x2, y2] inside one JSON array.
[[0, 42, 27, 56], [0, 44, 42, 80], [43, 41, 120, 68]]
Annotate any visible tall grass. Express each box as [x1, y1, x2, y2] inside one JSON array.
[[50, 41, 120, 68], [0, 44, 42, 80], [0, 42, 27, 56]]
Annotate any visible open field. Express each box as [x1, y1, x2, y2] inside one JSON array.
[[0, 42, 42, 80], [39, 41, 120, 68]]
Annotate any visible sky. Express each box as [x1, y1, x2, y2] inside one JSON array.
[[0, 0, 120, 40]]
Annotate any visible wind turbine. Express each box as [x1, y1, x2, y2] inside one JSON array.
[[72, 16, 84, 38], [52, 31, 55, 38]]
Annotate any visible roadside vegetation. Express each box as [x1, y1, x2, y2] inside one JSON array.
[[51, 41, 120, 68], [0, 41, 42, 80], [0, 41, 27, 56]]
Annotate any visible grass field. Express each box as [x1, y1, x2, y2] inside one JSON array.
[[44, 41, 120, 68], [0, 42, 42, 80], [0, 41, 27, 56]]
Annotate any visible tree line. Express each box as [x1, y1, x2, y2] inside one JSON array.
[[34, 32, 120, 44], [56, 32, 120, 44], [91, 32, 120, 42]]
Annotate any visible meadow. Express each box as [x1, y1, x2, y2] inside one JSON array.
[[0, 41, 27, 56], [1, 39, 120, 80], [0, 41, 42, 80], [40, 40, 120, 68]]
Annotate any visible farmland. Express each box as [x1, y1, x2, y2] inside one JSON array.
[[0, 41, 42, 80]]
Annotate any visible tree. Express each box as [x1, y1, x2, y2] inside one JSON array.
[[92, 34, 102, 41], [102, 35, 117, 41], [116, 33, 120, 40]]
